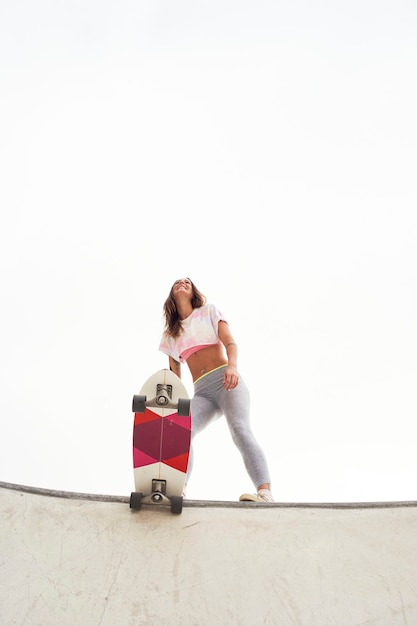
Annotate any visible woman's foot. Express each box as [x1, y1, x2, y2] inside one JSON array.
[[239, 488, 274, 503]]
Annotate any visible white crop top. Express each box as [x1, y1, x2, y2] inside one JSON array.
[[159, 303, 226, 363]]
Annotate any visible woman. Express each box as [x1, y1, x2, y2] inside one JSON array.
[[159, 277, 274, 502]]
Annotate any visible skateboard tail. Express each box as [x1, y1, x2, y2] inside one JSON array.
[[133, 464, 188, 499]]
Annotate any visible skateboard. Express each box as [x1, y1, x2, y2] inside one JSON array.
[[130, 369, 191, 514]]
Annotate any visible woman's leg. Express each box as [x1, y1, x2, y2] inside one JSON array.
[[220, 377, 271, 490], [186, 391, 220, 484]]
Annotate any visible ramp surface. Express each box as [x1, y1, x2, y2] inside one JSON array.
[[1, 482, 416, 626]]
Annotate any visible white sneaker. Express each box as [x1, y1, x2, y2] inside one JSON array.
[[239, 489, 274, 503]]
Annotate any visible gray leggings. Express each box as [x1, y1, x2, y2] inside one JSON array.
[[187, 365, 271, 489]]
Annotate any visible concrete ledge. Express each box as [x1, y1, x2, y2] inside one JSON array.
[[1, 480, 416, 509], [1, 481, 417, 625]]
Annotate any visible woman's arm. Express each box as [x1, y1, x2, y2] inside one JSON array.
[[218, 320, 239, 390], [169, 356, 181, 378]]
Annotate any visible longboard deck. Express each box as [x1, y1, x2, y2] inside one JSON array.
[[131, 369, 191, 513]]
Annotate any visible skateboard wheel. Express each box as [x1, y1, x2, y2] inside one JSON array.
[[132, 395, 146, 413], [130, 492, 143, 510], [171, 495, 183, 514], [177, 398, 190, 417]]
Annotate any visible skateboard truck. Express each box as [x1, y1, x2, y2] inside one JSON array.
[[151, 479, 167, 502], [130, 478, 183, 513], [155, 384, 172, 406], [132, 386, 191, 416]]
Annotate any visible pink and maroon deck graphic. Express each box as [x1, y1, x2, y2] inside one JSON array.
[[133, 408, 191, 474]]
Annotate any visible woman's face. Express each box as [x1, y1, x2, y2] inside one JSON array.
[[172, 277, 193, 300]]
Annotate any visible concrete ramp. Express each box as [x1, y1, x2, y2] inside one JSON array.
[[1, 482, 416, 626]]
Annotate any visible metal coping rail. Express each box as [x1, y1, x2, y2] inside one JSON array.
[[1, 481, 416, 510]]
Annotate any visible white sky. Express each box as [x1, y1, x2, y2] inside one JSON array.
[[1, 1, 416, 502]]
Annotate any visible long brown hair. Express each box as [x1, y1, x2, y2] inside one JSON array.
[[163, 278, 206, 338]]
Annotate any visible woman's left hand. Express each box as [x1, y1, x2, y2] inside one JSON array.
[[223, 365, 239, 391]]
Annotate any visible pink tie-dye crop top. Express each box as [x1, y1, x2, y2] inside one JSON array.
[[159, 303, 226, 363]]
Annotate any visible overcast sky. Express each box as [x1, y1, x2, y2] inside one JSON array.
[[1, 1, 416, 502]]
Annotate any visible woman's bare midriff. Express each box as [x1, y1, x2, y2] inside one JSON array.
[[186, 344, 228, 382]]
